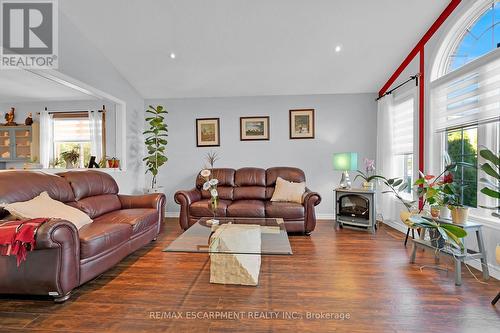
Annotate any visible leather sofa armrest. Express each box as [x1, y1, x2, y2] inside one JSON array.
[[119, 193, 166, 235], [174, 188, 201, 206], [174, 188, 201, 230], [118, 193, 166, 210], [302, 188, 322, 234], [35, 218, 80, 251]]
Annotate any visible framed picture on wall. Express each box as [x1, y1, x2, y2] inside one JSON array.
[[240, 116, 270, 141], [196, 118, 220, 147], [289, 109, 315, 139]]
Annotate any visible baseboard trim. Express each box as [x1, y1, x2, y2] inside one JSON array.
[[166, 211, 180, 218]]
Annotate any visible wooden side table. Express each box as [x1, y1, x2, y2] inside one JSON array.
[[410, 219, 489, 286]]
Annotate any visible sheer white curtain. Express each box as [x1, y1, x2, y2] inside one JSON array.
[[89, 111, 103, 161], [39, 110, 53, 168], [376, 94, 399, 224]]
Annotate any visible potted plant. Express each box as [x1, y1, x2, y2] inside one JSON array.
[[414, 159, 457, 218], [106, 157, 120, 168], [143, 105, 168, 193], [479, 147, 499, 219], [354, 158, 381, 190], [60, 148, 80, 169], [375, 175, 466, 249]]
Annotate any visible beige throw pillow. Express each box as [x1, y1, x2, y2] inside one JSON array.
[[4, 191, 92, 230], [270, 177, 306, 204]]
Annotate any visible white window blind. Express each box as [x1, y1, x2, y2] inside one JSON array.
[[391, 98, 414, 155], [431, 50, 500, 131], [53, 118, 91, 142]]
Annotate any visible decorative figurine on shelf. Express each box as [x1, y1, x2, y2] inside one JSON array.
[[25, 113, 33, 126], [4, 107, 17, 126]]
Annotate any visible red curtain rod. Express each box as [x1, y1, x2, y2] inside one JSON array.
[[378, 0, 462, 97]]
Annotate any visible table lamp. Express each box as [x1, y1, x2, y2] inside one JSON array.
[[333, 152, 358, 189]]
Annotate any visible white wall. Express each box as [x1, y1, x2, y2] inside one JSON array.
[[147, 93, 377, 217], [53, 10, 146, 193]]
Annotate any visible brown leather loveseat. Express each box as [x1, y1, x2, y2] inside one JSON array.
[[175, 167, 321, 234], [0, 170, 165, 302]]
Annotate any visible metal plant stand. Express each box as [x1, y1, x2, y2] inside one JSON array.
[[410, 219, 489, 286]]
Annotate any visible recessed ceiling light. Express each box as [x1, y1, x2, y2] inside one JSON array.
[[170, 52, 176, 59], [334, 45, 342, 53]]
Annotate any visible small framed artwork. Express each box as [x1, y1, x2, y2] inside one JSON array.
[[196, 118, 220, 147], [289, 109, 315, 139], [240, 116, 270, 141]]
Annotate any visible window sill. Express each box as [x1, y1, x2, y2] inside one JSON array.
[[468, 214, 500, 231]]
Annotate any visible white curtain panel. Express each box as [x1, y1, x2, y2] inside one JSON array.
[[39, 111, 53, 168], [376, 95, 399, 224], [89, 111, 103, 161]]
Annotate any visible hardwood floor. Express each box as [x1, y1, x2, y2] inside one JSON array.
[[1, 218, 499, 332]]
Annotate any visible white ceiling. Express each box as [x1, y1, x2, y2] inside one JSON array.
[[0, 70, 96, 102], [60, 0, 449, 98]]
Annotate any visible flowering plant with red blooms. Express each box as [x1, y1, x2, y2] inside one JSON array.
[[415, 155, 458, 210]]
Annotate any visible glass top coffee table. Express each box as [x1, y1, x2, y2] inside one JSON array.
[[163, 217, 292, 286], [164, 217, 292, 255]]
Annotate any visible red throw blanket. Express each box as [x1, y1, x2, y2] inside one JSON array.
[[0, 218, 49, 266]]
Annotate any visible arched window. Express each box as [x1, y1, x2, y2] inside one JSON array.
[[429, 0, 499, 220], [448, 1, 499, 73]]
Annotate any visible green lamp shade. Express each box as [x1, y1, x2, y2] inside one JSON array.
[[333, 152, 358, 171]]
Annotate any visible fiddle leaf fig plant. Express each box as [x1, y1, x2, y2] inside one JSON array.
[[143, 105, 168, 189], [479, 147, 500, 218]]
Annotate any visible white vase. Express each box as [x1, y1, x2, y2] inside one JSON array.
[[440, 206, 451, 219]]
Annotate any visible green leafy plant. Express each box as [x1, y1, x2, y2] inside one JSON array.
[[372, 171, 467, 250], [143, 105, 168, 189], [414, 158, 457, 209], [60, 147, 80, 167], [406, 215, 467, 250], [479, 147, 500, 218]]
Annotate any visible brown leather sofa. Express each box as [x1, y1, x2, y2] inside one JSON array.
[[175, 167, 321, 234], [0, 170, 165, 302]]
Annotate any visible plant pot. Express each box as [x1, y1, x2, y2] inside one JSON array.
[[107, 159, 120, 168], [430, 206, 440, 219], [65, 159, 76, 169], [450, 207, 469, 224], [145, 186, 164, 194], [440, 206, 451, 219], [429, 228, 445, 249], [362, 181, 374, 190]]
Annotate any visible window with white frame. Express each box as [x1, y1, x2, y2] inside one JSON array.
[[53, 115, 92, 168], [391, 96, 415, 197], [431, 1, 500, 219]]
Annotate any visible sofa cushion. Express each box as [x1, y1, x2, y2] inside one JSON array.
[[79, 222, 132, 259], [227, 200, 265, 217], [266, 167, 306, 186], [265, 201, 304, 220], [234, 168, 266, 186], [201, 186, 233, 201], [4, 191, 92, 230], [190, 199, 230, 217], [270, 177, 305, 204], [76, 194, 122, 219], [233, 186, 266, 200], [196, 168, 235, 188], [0, 171, 75, 204], [93, 208, 158, 235], [58, 170, 119, 200]]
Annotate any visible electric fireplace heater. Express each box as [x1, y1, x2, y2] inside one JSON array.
[[334, 189, 376, 233]]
